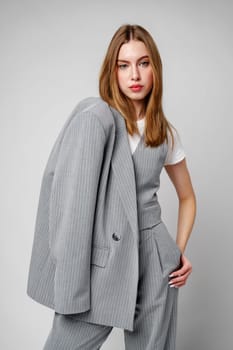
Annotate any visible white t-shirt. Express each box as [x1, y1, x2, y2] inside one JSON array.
[[127, 117, 185, 165]]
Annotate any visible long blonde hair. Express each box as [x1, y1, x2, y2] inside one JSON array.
[[99, 24, 174, 147]]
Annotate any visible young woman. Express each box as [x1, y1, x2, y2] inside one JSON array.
[[27, 24, 196, 350]]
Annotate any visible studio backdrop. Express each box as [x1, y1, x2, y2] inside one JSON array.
[[0, 0, 232, 349]]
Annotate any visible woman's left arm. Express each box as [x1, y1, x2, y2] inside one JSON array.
[[165, 158, 196, 288]]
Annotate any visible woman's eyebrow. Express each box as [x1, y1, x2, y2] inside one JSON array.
[[117, 55, 149, 63]]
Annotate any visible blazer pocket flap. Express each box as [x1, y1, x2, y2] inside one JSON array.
[[91, 245, 110, 268]]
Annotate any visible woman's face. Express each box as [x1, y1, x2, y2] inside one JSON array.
[[116, 40, 153, 114]]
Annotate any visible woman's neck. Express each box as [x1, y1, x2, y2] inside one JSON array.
[[133, 103, 145, 121]]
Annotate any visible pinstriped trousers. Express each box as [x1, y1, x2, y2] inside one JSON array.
[[43, 222, 181, 350]]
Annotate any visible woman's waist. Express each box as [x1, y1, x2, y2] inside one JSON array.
[[137, 202, 162, 231]]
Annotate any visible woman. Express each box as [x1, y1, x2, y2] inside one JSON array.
[[27, 24, 196, 349]]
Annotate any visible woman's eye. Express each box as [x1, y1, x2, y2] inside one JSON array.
[[118, 64, 128, 70], [139, 61, 149, 67]]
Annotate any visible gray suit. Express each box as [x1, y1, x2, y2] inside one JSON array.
[[27, 97, 181, 343]]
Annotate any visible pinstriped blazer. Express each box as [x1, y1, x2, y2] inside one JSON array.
[[27, 97, 144, 331]]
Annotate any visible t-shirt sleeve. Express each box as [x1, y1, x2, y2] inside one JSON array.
[[164, 127, 186, 166]]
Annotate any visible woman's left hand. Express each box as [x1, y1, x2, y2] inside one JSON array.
[[168, 254, 192, 288]]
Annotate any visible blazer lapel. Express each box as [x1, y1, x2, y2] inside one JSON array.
[[109, 106, 138, 237]]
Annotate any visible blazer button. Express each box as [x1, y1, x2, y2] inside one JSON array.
[[112, 232, 121, 241]]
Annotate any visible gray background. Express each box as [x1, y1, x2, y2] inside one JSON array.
[[1, 0, 232, 349]]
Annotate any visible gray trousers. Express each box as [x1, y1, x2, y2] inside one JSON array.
[[43, 222, 180, 350]]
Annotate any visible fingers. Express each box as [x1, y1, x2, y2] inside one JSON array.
[[170, 263, 192, 278], [168, 254, 192, 288], [168, 270, 191, 287]]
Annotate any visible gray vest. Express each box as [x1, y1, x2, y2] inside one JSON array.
[[131, 133, 168, 231], [110, 106, 168, 232]]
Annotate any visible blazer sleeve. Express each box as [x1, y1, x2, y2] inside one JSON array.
[[49, 111, 106, 314]]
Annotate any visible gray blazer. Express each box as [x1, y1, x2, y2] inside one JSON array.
[[27, 97, 142, 331]]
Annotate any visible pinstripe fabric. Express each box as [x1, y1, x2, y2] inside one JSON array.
[[27, 97, 182, 342], [43, 223, 181, 349], [123, 222, 181, 350], [43, 313, 113, 349]]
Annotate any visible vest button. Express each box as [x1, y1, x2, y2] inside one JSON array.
[[112, 232, 121, 241]]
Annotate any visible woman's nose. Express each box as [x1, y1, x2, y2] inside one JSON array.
[[131, 65, 140, 81]]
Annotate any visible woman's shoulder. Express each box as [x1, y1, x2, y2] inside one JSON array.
[[73, 96, 110, 117], [164, 125, 186, 166], [74, 96, 104, 109], [61, 97, 114, 140]]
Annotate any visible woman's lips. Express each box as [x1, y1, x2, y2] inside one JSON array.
[[129, 85, 143, 92]]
